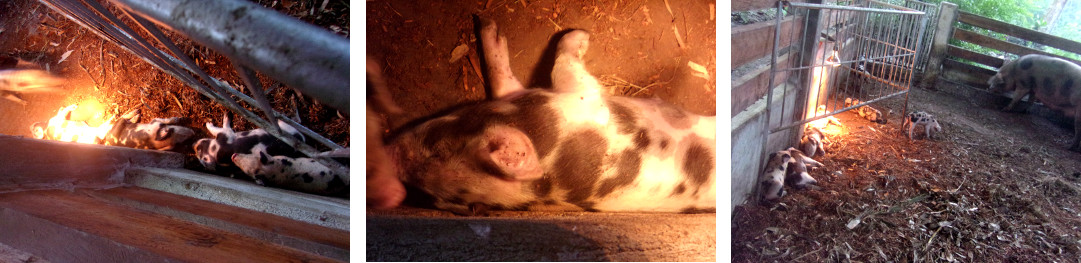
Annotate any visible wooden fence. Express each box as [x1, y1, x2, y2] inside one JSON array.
[[921, 2, 1081, 90]]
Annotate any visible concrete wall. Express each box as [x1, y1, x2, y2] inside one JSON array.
[[730, 82, 803, 210]]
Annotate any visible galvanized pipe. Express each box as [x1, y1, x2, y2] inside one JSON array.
[[111, 0, 350, 113]]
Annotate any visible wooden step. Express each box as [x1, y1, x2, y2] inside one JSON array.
[[87, 186, 349, 260], [0, 189, 343, 263]]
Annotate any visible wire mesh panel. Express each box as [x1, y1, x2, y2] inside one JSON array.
[[764, 1, 927, 136]]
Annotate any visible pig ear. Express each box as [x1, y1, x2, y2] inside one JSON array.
[[156, 126, 174, 141], [206, 122, 225, 136], [259, 151, 270, 165], [478, 126, 542, 181]]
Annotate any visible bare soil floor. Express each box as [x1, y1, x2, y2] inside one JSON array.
[[0, 0, 349, 176], [733, 84, 1081, 262]]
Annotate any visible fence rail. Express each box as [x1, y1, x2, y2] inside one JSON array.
[[922, 3, 1081, 90]]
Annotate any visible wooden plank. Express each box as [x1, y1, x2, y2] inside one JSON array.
[[958, 11, 1081, 56], [90, 187, 349, 254], [942, 59, 995, 88], [733, 0, 808, 12], [947, 45, 1004, 68], [952, 29, 1081, 65], [732, 54, 793, 115], [732, 16, 801, 68], [0, 190, 340, 263]]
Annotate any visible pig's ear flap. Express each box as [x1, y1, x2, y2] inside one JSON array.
[[259, 151, 271, 165], [477, 125, 543, 181]]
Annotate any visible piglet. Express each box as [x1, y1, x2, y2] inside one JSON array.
[[232, 144, 348, 196]]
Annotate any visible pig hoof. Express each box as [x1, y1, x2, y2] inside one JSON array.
[[558, 30, 591, 58]]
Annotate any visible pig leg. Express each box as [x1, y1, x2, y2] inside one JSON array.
[[1003, 80, 1030, 112], [551, 30, 603, 94], [1072, 108, 1081, 151], [477, 18, 525, 99]]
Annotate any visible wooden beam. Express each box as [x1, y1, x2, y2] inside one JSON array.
[[947, 45, 1004, 68], [921, 2, 958, 88], [732, 16, 801, 68], [733, 0, 808, 12], [732, 54, 793, 114], [952, 28, 1081, 65], [958, 11, 1081, 56], [942, 59, 995, 88]]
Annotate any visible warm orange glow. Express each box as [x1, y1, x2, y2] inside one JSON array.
[[35, 102, 115, 144]]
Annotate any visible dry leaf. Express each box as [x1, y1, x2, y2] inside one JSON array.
[[846, 218, 861, 229], [449, 44, 469, 63], [58, 50, 73, 64], [687, 61, 710, 80]]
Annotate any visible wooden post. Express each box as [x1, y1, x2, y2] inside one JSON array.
[[920, 2, 958, 89], [792, 0, 823, 146]]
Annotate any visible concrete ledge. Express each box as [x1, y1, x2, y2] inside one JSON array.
[[367, 211, 715, 261], [124, 167, 349, 231], [0, 135, 183, 192]]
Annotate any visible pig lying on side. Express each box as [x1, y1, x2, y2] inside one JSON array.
[[379, 18, 716, 215], [989, 54, 1081, 150], [232, 144, 348, 196], [105, 109, 194, 151], [193, 114, 305, 174], [758, 148, 823, 202]]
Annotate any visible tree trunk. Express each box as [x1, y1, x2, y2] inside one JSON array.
[[1044, 0, 1069, 33]]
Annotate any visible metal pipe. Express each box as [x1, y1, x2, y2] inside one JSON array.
[[111, 0, 350, 113]]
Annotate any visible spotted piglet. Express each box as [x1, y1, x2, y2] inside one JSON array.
[[902, 111, 942, 140], [800, 127, 827, 157], [758, 148, 823, 203], [105, 109, 195, 151], [193, 114, 305, 174], [231, 144, 348, 196], [784, 147, 822, 189], [758, 151, 791, 202], [380, 18, 716, 215]]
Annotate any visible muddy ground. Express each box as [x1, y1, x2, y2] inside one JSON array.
[[0, 0, 349, 183], [733, 82, 1081, 261]]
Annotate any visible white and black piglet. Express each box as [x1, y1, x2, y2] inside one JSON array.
[[231, 144, 348, 196], [193, 113, 306, 175]]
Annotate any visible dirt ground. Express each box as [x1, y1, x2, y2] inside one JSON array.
[[733, 82, 1081, 261], [366, 0, 716, 132], [0, 0, 349, 177]]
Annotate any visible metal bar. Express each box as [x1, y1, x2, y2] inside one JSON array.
[[112, 0, 349, 113], [789, 2, 925, 15], [770, 89, 910, 133], [40, 0, 343, 156]]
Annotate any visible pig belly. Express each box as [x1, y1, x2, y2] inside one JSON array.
[[537, 92, 716, 212]]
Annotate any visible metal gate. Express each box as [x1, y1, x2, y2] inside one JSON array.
[[763, 1, 928, 144]]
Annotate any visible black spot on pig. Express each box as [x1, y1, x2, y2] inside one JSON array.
[[1020, 57, 1034, 69], [660, 102, 692, 129], [301, 173, 314, 183], [607, 98, 638, 134], [533, 176, 554, 197], [543, 199, 558, 205], [660, 137, 670, 150], [555, 130, 607, 203], [633, 129, 650, 150], [671, 183, 687, 196], [682, 140, 714, 188], [512, 92, 560, 158], [281, 159, 292, 167], [596, 150, 642, 198], [326, 176, 346, 193]]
